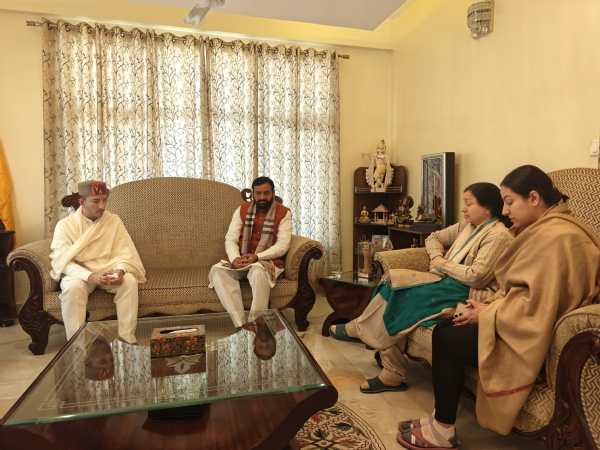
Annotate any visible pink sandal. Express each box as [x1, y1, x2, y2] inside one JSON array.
[[396, 428, 457, 450], [398, 418, 422, 431]]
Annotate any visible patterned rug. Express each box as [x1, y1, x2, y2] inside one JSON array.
[[296, 402, 387, 449]]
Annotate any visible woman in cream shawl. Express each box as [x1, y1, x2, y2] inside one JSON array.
[[398, 165, 600, 450], [329, 183, 513, 394]]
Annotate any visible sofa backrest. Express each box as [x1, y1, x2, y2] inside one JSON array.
[[106, 178, 242, 269], [549, 168, 600, 238]]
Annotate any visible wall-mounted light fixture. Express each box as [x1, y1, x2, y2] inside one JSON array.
[[467, 0, 494, 40]]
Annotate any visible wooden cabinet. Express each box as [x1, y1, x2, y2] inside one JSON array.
[[353, 165, 406, 270], [0, 230, 17, 326], [387, 227, 432, 250]]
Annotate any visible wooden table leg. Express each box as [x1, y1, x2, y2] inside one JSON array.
[[320, 278, 376, 337]]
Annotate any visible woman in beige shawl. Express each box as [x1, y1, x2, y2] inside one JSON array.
[[397, 165, 600, 450], [330, 183, 513, 394]]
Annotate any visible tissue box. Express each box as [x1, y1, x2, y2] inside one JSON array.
[[150, 353, 206, 378], [150, 324, 205, 358]]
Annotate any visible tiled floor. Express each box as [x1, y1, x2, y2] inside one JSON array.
[[0, 296, 543, 449]]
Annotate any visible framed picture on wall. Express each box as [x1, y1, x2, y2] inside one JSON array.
[[420, 152, 455, 227]]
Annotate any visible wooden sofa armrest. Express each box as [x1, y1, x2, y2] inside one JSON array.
[[544, 328, 600, 450], [546, 304, 600, 391], [7, 239, 61, 355], [374, 247, 429, 274], [283, 235, 323, 332], [283, 235, 324, 281], [7, 239, 57, 294]]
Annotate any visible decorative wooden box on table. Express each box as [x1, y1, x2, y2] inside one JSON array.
[[353, 164, 406, 270]]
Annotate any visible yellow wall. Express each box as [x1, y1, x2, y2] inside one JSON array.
[[0, 12, 45, 304], [0, 6, 391, 301], [4, 0, 600, 304], [391, 0, 600, 210]]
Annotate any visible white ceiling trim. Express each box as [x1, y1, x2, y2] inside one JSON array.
[[125, 0, 407, 30], [11, 9, 393, 51]]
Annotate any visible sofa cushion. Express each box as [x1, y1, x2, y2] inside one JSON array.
[[406, 325, 479, 395], [106, 178, 243, 270], [44, 268, 299, 322], [513, 382, 554, 433]]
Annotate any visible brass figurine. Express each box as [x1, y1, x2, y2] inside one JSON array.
[[415, 204, 442, 224], [358, 206, 371, 224]]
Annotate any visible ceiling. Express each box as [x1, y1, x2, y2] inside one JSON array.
[[125, 0, 407, 31]]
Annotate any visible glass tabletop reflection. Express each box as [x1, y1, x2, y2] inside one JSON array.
[[3, 310, 326, 427], [324, 270, 380, 287]]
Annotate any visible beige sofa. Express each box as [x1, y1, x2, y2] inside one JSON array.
[[374, 168, 600, 450], [8, 178, 323, 355]]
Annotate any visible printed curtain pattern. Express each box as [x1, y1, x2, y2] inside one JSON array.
[[256, 44, 341, 271], [43, 19, 341, 270], [206, 39, 257, 190], [43, 20, 210, 235]]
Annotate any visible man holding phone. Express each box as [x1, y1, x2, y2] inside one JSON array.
[[50, 180, 146, 342]]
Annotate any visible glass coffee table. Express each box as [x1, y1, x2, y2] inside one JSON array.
[[0, 310, 337, 450], [319, 271, 381, 337]]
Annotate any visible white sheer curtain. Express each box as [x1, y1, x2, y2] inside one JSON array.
[[43, 19, 341, 270]]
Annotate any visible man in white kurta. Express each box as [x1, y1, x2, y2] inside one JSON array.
[[209, 177, 292, 324], [50, 181, 146, 342]]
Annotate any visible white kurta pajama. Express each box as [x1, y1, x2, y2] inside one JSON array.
[[50, 208, 146, 342], [209, 205, 292, 325]]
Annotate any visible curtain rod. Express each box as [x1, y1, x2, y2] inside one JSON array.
[[26, 20, 350, 59]]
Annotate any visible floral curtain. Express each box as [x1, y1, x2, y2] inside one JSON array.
[[43, 20, 211, 235], [256, 44, 341, 270], [206, 39, 257, 190], [43, 19, 341, 271]]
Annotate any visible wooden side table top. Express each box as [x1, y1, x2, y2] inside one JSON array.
[[319, 272, 380, 337]]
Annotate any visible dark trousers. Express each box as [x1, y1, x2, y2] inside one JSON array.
[[431, 318, 479, 424]]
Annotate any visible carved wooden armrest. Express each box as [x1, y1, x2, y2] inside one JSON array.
[[545, 329, 600, 449], [546, 304, 600, 391], [7, 239, 57, 294], [283, 235, 323, 281]]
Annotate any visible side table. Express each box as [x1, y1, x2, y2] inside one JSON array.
[[319, 271, 380, 337], [0, 230, 16, 327]]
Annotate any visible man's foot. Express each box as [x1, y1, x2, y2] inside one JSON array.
[[396, 421, 457, 449], [328, 324, 362, 343], [359, 375, 408, 393]]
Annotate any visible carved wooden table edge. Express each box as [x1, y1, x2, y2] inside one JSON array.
[[319, 261, 382, 337], [0, 313, 338, 450]]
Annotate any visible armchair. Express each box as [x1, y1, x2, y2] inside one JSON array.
[[373, 168, 600, 450]]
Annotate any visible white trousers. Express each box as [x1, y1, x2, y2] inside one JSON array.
[[59, 273, 139, 342], [209, 263, 271, 316]]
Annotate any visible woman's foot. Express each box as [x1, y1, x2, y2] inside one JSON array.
[[328, 324, 361, 343], [398, 411, 435, 431], [396, 421, 457, 449], [359, 375, 408, 393]]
